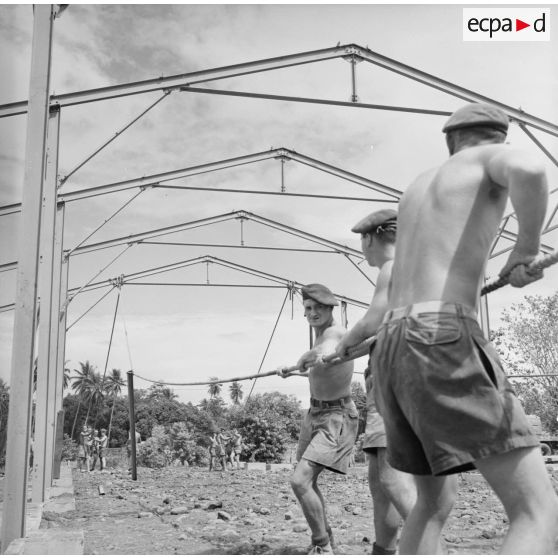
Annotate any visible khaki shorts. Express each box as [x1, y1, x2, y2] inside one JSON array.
[[362, 346, 387, 452], [372, 301, 538, 476], [362, 393, 387, 452], [297, 398, 359, 474]]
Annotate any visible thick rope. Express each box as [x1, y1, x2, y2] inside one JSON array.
[[481, 250, 558, 296], [131, 335, 374, 387]]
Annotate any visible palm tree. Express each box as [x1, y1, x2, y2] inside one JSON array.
[[148, 382, 178, 401], [105, 368, 126, 442], [70, 360, 96, 439], [62, 360, 71, 392], [89, 372, 107, 429], [208, 377, 223, 399], [229, 381, 243, 405]]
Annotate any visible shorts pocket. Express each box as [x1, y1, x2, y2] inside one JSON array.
[[472, 337, 504, 389], [404, 314, 461, 346]]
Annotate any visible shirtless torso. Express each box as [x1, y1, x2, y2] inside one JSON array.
[[307, 323, 353, 401]]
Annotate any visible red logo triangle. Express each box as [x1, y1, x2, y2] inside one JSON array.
[[516, 19, 530, 31]]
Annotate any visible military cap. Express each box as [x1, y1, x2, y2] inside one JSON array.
[[351, 208, 397, 235], [442, 103, 509, 134], [301, 283, 339, 306]]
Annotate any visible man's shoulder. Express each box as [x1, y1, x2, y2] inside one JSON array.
[[323, 323, 346, 337]]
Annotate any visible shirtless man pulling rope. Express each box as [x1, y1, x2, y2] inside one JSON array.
[[374, 102, 558, 554], [278, 283, 358, 555]]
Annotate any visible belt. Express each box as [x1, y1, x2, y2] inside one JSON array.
[[382, 300, 477, 323], [310, 395, 352, 409]]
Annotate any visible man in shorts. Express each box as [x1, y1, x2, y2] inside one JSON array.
[[78, 423, 91, 473], [229, 428, 243, 470], [98, 428, 108, 471], [374, 102, 558, 554], [208, 431, 219, 472], [279, 283, 358, 555], [336, 209, 423, 555], [216, 429, 230, 471]]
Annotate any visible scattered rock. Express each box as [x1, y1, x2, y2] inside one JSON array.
[[352, 506, 362, 515], [293, 522, 308, 533], [353, 531, 365, 543], [162, 495, 172, 504], [205, 501, 223, 510], [170, 506, 190, 515], [217, 511, 232, 521], [262, 534, 282, 543], [221, 528, 241, 542], [257, 507, 271, 515], [137, 511, 153, 518], [284, 511, 294, 520]]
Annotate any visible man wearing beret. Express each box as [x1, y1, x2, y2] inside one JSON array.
[[336, 209, 437, 555], [372, 102, 557, 553], [278, 283, 358, 555]]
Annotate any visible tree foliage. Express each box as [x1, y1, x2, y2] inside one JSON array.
[[229, 381, 244, 405], [492, 292, 558, 433], [0, 379, 9, 466], [62, 364, 305, 467]]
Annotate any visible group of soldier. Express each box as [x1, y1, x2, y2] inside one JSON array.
[[77, 423, 108, 472], [208, 428, 243, 472]]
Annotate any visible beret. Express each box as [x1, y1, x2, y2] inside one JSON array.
[[301, 283, 339, 306], [442, 103, 509, 134], [351, 208, 397, 235]]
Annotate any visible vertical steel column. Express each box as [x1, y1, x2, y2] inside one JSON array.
[[32, 105, 60, 503], [51, 204, 66, 480], [127, 371, 138, 480], [1, 5, 55, 551]]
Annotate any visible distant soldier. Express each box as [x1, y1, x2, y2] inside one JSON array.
[[78, 423, 91, 473], [98, 428, 108, 471]]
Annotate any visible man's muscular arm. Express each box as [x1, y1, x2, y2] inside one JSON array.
[[335, 261, 392, 357], [297, 326, 346, 370], [488, 148, 548, 286]]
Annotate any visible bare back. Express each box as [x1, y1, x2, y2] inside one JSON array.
[[391, 144, 510, 310]]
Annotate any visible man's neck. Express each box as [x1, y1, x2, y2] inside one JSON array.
[[312, 317, 334, 338], [374, 250, 394, 269]]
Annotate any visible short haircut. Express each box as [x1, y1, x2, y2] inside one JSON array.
[[447, 125, 506, 153], [367, 221, 396, 244]]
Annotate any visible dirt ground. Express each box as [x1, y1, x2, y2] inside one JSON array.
[[41, 463, 558, 555]]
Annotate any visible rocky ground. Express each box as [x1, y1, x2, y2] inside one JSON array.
[[39, 463, 558, 555]]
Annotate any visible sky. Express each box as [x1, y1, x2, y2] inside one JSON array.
[[1, 3, 557, 406]]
